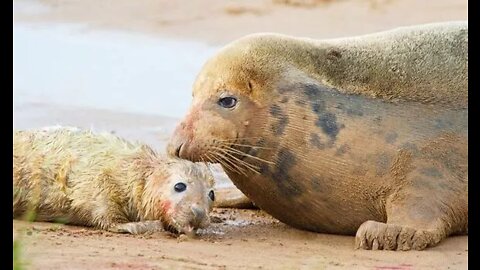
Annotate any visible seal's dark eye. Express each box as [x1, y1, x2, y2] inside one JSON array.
[[208, 190, 215, 201], [174, 182, 187, 192], [218, 96, 237, 109]]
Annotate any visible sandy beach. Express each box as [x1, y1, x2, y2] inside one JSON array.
[[14, 0, 468, 269]]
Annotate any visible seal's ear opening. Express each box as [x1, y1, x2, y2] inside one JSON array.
[[248, 81, 253, 92]]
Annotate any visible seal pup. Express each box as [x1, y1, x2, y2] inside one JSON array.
[[167, 21, 468, 250], [13, 127, 216, 235]]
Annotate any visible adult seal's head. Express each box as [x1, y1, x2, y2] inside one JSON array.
[[168, 21, 468, 250], [167, 33, 297, 162]]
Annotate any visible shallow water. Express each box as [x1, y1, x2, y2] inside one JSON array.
[[14, 22, 219, 118]]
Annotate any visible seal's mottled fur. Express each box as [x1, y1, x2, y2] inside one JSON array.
[[14, 127, 215, 235], [168, 22, 468, 250]]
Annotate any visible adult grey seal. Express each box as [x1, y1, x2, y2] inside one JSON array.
[[167, 21, 468, 250]]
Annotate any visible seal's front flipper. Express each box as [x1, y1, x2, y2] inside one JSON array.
[[354, 220, 444, 250], [108, 221, 164, 234], [355, 168, 450, 250]]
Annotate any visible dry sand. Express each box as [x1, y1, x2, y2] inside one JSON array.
[[14, 0, 468, 269]]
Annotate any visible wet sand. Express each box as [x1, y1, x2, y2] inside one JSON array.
[[14, 212, 468, 270]]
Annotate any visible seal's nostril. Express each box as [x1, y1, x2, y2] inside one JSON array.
[[175, 143, 184, 158]]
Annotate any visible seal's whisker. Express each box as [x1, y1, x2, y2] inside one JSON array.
[[226, 142, 273, 150], [217, 137, 264, 142], [203, 153, 214, 164], [210, 152, 248, 176], [216, 152, 253, 176], [217, 137, 262, 143], [214, 148, 261, 175], [205, 153, 230, 172], [213, 154, 243, 175], [221, 149, 261, 171], [219, 146, 275, 165], [212, 150, 253, 176]]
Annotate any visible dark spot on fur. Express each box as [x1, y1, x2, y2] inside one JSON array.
[[376, 152, 392, 176], [303, 84, 323, 100], [316, 112, 340, 139], [335, 144, 350, 156], [434, 118, 454, 129], [256, 138, 266, 147], [401, 142, 419, 155], [270, 105, 289, 135], [246, 147, 259, 157], [295, 99, 307, 106], [309, 133, 325, 149], [385, 131, 398, 144], [298, 83, 347, 141], [420, 167, 444, 179], [347, 106, 363, 116], [271, 117, 288, 136], [311, 177, 328, 192], [277, 84, 293, 94], [259, 163, 270, 175], [271, 148, 302, 197], [270, 105, 282, 117], [273, 148, 296, 181], [335, 100, 364, 116], [312, 102, 326, 114], [373, 116, 382, 125], [279, 97, 289, 103]]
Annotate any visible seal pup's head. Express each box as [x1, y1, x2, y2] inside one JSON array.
[[141, 158, 215, 235]]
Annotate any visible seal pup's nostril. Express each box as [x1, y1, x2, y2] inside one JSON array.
[[191, 205, 206, 219], [191, 205, 207, 227]]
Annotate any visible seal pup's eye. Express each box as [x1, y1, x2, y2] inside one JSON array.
[[218, 96, 237, 109], [208, 190, 215, 201], [174, 182, 187, 192]]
